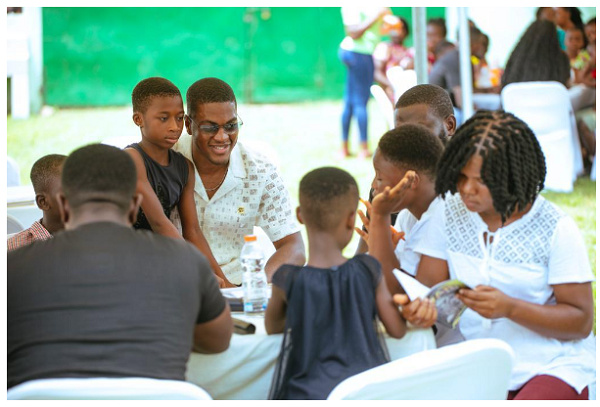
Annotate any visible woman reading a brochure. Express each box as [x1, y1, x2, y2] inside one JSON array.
[[409, 110, 595, 400]]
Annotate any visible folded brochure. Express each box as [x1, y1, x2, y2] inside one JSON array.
[[392, 269, 469, 329]]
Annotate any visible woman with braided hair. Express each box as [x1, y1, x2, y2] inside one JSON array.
[[408, 110, 595, 399]]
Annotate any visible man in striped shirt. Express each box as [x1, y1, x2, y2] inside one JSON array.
[[7, 154, 66, 251]]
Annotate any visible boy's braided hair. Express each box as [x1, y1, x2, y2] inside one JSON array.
[[435, 110, 546, 223]]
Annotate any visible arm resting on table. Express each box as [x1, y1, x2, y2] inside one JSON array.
[[193, 303, 234, 354]]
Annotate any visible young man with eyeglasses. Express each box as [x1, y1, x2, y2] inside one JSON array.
[[172, 77, 305, 285]]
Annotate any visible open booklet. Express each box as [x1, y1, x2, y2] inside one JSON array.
[[392, 269, 469, 329]]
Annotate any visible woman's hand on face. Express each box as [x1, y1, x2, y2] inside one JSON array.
[[458, 285, 515, 319], [371, 171, 416, 216]]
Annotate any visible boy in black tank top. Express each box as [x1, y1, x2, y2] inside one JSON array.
[[125, 77, 233, 287]]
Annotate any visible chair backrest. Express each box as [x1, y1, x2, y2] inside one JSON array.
[[7, 377, 213, 400], [7, 156, 20, 187], [370, 84, 395, 129], [501, 81, 572, 136], [501, 81, 583, 192], [386, 67, 417, 102], [7, 214, 25, 234], [327, 338, 515, 400]]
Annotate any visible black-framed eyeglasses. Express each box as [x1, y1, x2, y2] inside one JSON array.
[[187, 115, 243, 136]]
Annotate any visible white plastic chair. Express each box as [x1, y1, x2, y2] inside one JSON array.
[[386, 67, 417, 104], [327, 338, 515, 400], [501, 81, 584, 193], [7, 156, 20, 186], [7, 377, 213, 400], [370, 84, 395, 130], [7, 214, 25, 234]]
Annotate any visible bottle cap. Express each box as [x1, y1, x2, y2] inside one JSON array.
[[244, 235, 257, 242]]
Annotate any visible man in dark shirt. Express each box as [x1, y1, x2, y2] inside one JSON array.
[[428, 26, 488, 109], [7, 144, 233, 389]]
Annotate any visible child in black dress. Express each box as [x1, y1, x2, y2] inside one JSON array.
[[265, 167, 406, 400]]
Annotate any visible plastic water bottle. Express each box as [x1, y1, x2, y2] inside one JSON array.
[[241, 235, 267, 315]]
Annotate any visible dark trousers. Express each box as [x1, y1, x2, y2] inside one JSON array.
[[339, 48, 374, 144], [507, 375, 589, 400]]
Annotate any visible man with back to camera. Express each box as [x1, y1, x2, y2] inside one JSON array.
[[7, 144, 232, 389], [172, 77, 305, 285]]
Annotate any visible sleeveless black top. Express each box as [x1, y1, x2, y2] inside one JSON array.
[[268, 254, 390, 400], [126, 143, 189, 231]]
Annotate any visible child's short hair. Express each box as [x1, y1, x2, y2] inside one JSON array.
[[30, 154, 67, 194], [436, 110, 546, 222], [299, 167, 358, 231], [378, 124, 444, 180], [186, 77, 237, 119], [395, 84, 454, 123], [62, 144, 137, 213], [131, 77, 181, 113]]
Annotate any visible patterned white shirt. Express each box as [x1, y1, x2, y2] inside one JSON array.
[[172, 135, 300, 284], [415, 193, 595, 393]]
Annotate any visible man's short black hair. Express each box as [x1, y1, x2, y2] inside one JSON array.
[[186, 77, 237, 119], [395, 84, 454, 121], [299, 167, 358, 232], [378, 124, 444, 180], [62, 144, 137, 212], [427, 17, 447, 37], [131, 77, 181, 113], [30, 154, 67, 194]]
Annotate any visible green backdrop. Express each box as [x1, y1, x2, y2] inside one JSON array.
[[42, 7, 445, 106]]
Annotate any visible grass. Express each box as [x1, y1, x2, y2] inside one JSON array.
[[7, 100, 596, 328]]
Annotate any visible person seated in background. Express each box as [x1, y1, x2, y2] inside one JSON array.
[[575, 19, 596, 173], [373, 16, 414, 102], [429, 26, 491, 111], [125, 77, 228, 286], [565, 26, 590, 79], [433, 39, 456, 62], [172, 77, 305, 285], [355, 83, 456, 256], [536, 7, 555, 22], [501, 19, 571, 89], [425, 18, 448, 71], [265, 167, 406, 400], [413, 110, 595, 400], [554, 7, 586, 50], [7, 154, 66, 251], [584, 17, 596, 55], [7, 144, 233, 390]]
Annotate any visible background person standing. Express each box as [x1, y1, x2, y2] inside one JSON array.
[[339, 7, 391, 159]]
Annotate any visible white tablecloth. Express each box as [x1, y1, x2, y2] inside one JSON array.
[[185, 314, 435, 400]]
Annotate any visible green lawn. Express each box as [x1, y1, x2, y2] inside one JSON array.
[[8, 101, 596, 327]]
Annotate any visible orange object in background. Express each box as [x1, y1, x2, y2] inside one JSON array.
[[382, 15, 402, 35]]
